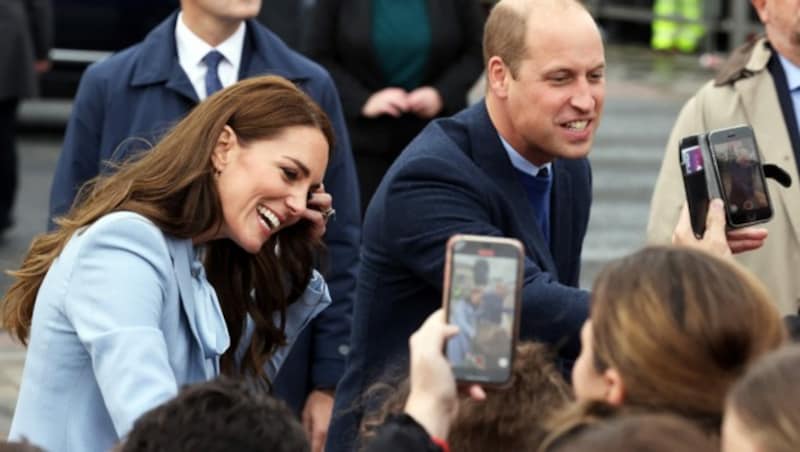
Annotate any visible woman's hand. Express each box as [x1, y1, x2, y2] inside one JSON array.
[[362, 87, 410, 118], [404, 309, 485, 439], [303, 185, 334, 241], [407, 86, 443, 119]]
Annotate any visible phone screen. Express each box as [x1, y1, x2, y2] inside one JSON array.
[[680, 136, 710, 237], [709, 131, 771, 226], [444, 237, 522, 384]]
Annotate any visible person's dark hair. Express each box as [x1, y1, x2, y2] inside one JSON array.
[[362, 342, 573, 452], [0, 440, 45, 452], [726, 345, 800, 452], [589, 246, 785, 431], [2, 75, 335, 380], [546, 413, 717, 452], [119, 376, 309, 452]]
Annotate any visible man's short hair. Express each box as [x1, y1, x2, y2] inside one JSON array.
[[120, 377, 309, 452], [482, 0, 589, 78], [483, 1, 530, 78]]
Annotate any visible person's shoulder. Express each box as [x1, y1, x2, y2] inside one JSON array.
[[80, 41, 148, 85], [58, 212, 174, 285], [78, 211, 167, 250], [91, 210, 158, 229], [399, 119, 474, 168]]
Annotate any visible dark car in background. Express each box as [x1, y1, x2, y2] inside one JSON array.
[[42, 0, 178, 98]]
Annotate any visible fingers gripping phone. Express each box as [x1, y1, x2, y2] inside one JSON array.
[[679, 135, 711, 238], [442, 234, 523, 386], [707, 126, 773, 227]]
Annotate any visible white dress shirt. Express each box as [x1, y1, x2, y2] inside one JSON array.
[[175, 12, 246, 100]]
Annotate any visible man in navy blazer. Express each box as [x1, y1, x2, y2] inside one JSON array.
[[47, 0, 359, 446], [327, 0, 604, 449]]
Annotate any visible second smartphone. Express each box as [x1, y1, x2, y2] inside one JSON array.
[[707, 126, 772, 227], [442, 234, 523, 386]]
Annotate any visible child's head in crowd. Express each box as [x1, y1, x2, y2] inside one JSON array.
[[723, 345, 800, 452], [362, 341, 573, 452], [119, 377, 309, 452], [571, 246, 785, 431], [0, 440, 44, 452]]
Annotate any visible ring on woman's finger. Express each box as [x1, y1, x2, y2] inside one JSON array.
[[321, 208, 336, 221]]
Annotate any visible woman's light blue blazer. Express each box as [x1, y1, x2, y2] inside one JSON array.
[[8, 212, 331, 452]]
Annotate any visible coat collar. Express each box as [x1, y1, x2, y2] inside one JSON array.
[[129, 12, 314, 101], [465, 101, 559, 276], [715, 36, 771, 87]]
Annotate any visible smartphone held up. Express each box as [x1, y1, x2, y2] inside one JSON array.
[[707, 126, 772, 227], [442, 234, 523, 386], [679, 125, 773, 237]]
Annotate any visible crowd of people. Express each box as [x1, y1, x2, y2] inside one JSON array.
[[2, 0, 800, 451]]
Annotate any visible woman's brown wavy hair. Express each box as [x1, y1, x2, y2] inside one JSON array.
[[1, 75, 334, 381]]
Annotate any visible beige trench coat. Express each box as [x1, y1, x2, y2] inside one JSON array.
[[648, 37, 800, 315]]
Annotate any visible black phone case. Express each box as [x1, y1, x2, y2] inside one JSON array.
[[679, 136, 710, 238]]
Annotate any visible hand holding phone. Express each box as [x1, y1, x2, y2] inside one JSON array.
[[442, 235, 523, 386], [303, 185, 333, 241], [404, 309, 485, 438]]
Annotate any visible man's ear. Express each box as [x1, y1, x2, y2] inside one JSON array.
[[212, 125, 237, 173], [487, 56, 511, 99], [603, 368, 626, 406], [750, 0, 768, 23]]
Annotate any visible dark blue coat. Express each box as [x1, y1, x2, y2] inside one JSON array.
[[327, 101, 591, 451], [48, 13, 361, 413]]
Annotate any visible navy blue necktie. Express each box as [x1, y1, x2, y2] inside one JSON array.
[[536, 166, 549, 179], [203, 50, 224, 97]]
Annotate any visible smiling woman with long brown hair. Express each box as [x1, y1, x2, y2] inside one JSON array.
[[3, 75, 335, 452]]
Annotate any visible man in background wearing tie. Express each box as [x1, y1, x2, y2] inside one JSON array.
[[48, 1, 360, 450], [327, 0, 602, 450]]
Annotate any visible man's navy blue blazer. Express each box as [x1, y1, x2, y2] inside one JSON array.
[[47, 12, 361, 413], [327, 101, 591, 452]]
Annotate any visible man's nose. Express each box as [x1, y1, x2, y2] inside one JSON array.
[[570, 79, 596, 111]]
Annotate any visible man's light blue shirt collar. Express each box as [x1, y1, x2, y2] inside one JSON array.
[[778, 54, 800, 91], [777, 53, 800, 140], [499, 135, 552, 177]]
